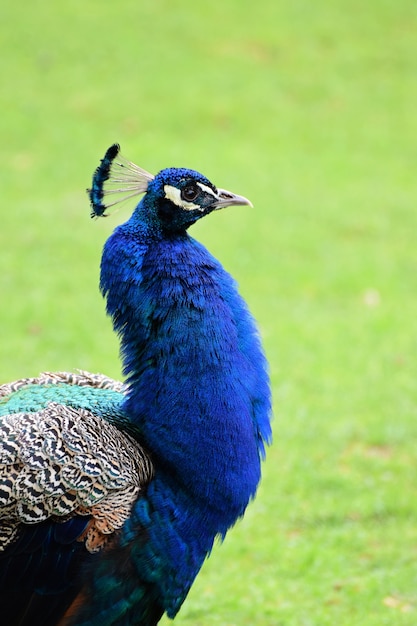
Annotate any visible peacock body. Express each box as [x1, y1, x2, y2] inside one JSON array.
[[0, 145, 272, 625]]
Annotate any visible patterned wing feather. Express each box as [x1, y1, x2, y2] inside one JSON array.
[[0, 372, 153, 553]]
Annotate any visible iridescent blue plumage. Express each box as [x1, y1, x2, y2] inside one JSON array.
[[0, 146, 272, 625]]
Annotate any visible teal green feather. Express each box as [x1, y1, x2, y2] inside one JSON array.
[[0, 384, 123, 416], [0, 383, 143, 437]]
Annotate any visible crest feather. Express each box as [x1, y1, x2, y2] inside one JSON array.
[[88, 144, 154, 217]]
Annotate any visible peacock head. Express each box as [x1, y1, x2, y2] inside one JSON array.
[[89, 144, 252, 233]]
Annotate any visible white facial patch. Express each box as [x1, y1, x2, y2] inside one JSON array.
[[164, 185, 202, 212], [163, 182, 218, 212], [196, 182, 217, 199]]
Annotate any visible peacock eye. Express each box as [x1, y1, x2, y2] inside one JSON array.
[[181, 183, 199, 202]]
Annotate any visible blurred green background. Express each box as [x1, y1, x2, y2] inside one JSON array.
[[1, 1, 416, 624]]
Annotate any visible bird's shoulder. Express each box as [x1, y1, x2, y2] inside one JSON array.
[[0, 371, 153, 554]]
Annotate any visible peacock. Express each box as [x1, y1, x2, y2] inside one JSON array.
[[0, 144, 272, 626]]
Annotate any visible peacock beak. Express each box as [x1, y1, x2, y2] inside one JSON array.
[[213, 188, 253, 210]]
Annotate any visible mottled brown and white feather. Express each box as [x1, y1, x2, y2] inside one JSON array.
[[0, 372, 153, 553]]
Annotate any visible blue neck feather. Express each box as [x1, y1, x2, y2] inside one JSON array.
[[100, 197, 271, 615]]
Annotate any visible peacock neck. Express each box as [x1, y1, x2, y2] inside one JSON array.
[[101, 222, 264, 524]]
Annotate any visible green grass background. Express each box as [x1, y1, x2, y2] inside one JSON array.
[[1, 1, 416, 624]]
